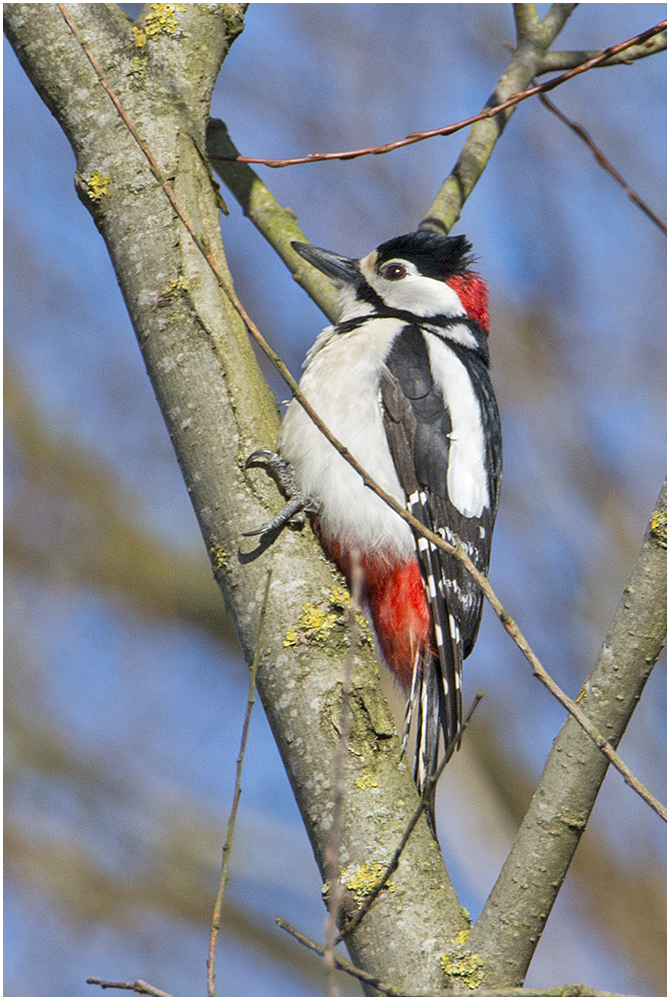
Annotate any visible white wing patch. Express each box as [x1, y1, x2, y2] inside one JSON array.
[[426, 337, 489, 518]]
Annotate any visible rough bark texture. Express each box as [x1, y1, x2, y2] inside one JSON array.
[[4, 4, 466, 994]]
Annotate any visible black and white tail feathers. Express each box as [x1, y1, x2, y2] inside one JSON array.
[[405, 490, 463, 830]]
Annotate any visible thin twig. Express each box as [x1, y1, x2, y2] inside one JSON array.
[[275, 918, 402, 996], [539, 93, 667, 234], [337, 693, 485, 942], [324, 552, 362, 996], [86, 978, 172, 997], [209, 21, 667, 168], [59, 4, 666, 823], [207, 566, 272, 996]]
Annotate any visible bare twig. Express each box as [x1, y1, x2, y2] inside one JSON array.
[[337, 693, 485, 942], [209, 22, 666, 168], [207, 566, 272, 996], [324, 552, 362, 996], [419, 2, 577, 233], [275, 918, 401, 996], [59, 3, 666, 823], [86, 978, 172, 997], [539, 93, 667, 234]]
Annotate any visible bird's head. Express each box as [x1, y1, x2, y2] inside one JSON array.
[[292, 230, 489, 338]]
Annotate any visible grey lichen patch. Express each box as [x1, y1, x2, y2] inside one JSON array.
[[369, 805, 393, 827], [86, 170, 111, 201], [440, 930, 485, 990]]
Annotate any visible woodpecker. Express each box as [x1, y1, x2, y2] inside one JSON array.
[[249, 230, 501, 827]]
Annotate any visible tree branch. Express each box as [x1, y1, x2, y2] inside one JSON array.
[[86, 978, 172, 998], [468, 481, 667, 989], [3, 4, 467, 993], [538, 32, 667, 72], [512, 4, 542, 39], [419, 13, 667, 233], [535, 4, 581, 44]]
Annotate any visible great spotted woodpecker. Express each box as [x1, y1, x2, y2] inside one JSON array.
[[249, 230, 501, 827]]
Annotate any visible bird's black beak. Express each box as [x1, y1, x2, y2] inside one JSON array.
[[291, 241, 360, 285]]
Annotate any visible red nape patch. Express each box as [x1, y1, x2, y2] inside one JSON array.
[[322, 533, 432, 694], [447, 273, 489, 334]]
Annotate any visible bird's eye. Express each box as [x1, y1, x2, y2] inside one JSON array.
[[383, 263, 407, 281]]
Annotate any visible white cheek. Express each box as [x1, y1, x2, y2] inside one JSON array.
[[368, 271, 467, 319]]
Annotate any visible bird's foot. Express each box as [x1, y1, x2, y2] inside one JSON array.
[[244, 450, 315, 536]]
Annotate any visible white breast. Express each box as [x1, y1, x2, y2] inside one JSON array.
[[279, 318, 415, 558]]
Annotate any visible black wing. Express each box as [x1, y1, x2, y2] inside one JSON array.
[[380, 323, 501, 793]]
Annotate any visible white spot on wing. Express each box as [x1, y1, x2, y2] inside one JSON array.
[[425, 337, 489, 518]]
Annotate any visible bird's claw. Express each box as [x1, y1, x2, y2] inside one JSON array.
[[244, 450, 314, 538], [242, 496, 309, 536]]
